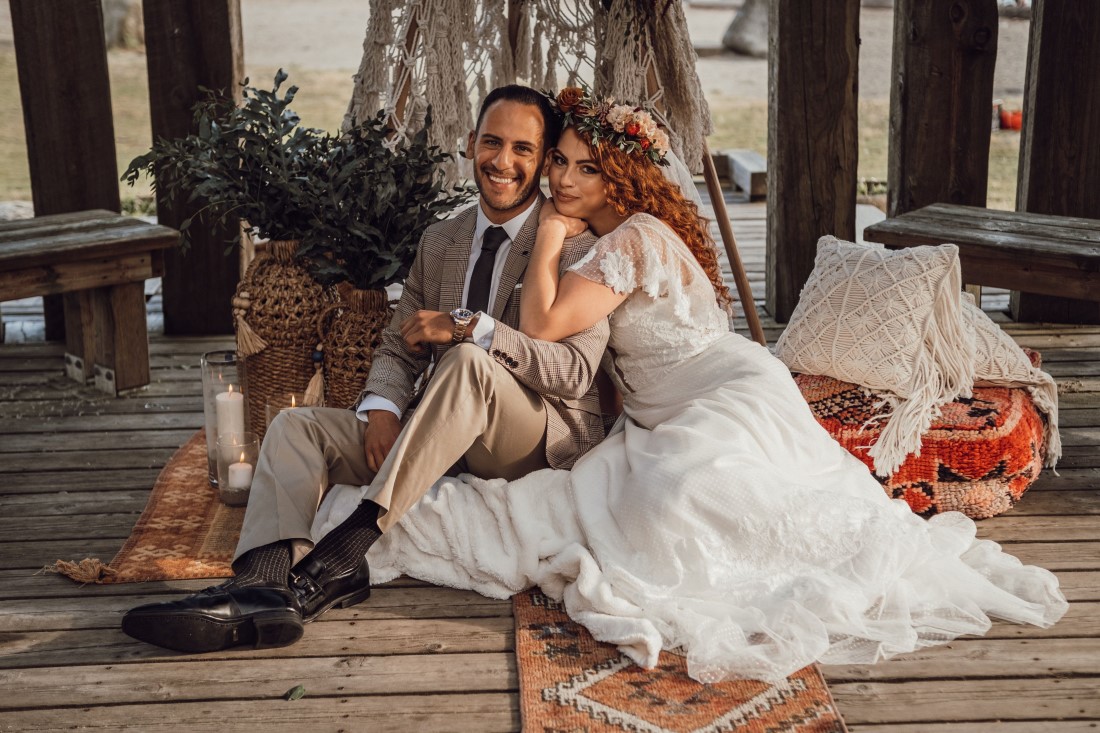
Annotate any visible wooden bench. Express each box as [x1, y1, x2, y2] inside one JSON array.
[[862, 203, 1100, 305], [0, 209, 179, 394]]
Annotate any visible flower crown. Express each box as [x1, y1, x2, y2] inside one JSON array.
[[550, 86, 671, 167]]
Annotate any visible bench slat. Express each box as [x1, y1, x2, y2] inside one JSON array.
[[0, 254, 157, 301], [863, 204, 1100, 302], [0, 222, 178, 273]]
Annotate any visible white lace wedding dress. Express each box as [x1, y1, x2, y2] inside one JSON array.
[[314, 213, 1068, 684]]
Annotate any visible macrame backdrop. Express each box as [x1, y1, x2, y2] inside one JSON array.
[[343, 0, 713, 178]]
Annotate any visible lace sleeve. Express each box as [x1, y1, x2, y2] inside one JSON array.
[[569, 216, 666, 297]]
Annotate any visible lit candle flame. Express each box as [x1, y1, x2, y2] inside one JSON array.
[[290, 394, 297, 407], [228, 384, 235, 395], [239, 451, 247, 463]]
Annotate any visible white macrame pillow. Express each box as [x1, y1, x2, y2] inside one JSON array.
[[775, 236, 974, 476], [962, 294, 1061, 467]]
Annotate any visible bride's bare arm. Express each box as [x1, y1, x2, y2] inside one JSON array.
[[521, 207, 628, 342]]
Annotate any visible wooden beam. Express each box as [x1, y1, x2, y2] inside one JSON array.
[[887, 0, 998, 217], [766, 0, 860, 323], [1014, 0, 1100, 324], [9, 0, 121, 341], [142, 0, 244, 335]]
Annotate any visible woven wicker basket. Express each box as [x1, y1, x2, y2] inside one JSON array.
[[232, 241, 336, 440], [311, 284, 394, 410]]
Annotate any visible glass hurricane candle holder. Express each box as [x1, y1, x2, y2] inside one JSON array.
[[216, 431, 259, 506], [201, 350, 248, 486], [265, 391, 306, 429]]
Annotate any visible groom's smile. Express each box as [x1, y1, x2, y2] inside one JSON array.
[[466, 99, 546, 223]]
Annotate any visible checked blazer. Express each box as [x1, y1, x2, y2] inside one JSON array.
[[360, 197, 610, 469]]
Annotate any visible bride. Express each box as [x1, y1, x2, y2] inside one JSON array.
[[323, 88, 1068, 684]]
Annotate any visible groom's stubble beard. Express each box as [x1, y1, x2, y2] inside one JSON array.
[[474, 162, 541, 215]]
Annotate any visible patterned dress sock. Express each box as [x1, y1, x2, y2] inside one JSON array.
[[223, 540, 292, 589], [306, 500, 382, 577]]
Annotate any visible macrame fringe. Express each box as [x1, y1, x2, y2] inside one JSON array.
[[867, 249, 974, 477], [45, 558, 116, 584], [304, 347, 325, 407], [232, 292, 268, 356], [1027, 375, 1062, 469]]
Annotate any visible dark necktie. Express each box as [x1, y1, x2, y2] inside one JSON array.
[[466, 226, 508, 314]]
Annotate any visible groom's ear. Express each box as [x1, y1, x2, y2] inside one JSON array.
[[464, 131, 476, 160]]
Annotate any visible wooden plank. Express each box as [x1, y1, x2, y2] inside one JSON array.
[[0, 429, 194, 453], [143, 0, 244, 335], [0, 469, 159, 494], [0, 587, 512, 631], [974, 515, 1100, 542], [828, 677, 1100, 725], [0, 253, 157, 302], [0, 215, 178, 272], [0, 514, 141, 542], [0, 693, 517, 733], [0, 652, 515, 709], [0, 448, 176, 473], [2, 412, 203, 435], [0, 538, 124, 571], [887, 0, 998, 218], [766, 0, 859, 321], [993, 541, 1100, 571], [823, 637, 1100, 681], [0, 617, 514, 669], [8, 4, 120, 219], [1009, 490, 1100, 516], [0, 490, 151, 518], [92, 281, 151, 393], [1014, 0, 1100, 323], [850, 724, 1100, 733]]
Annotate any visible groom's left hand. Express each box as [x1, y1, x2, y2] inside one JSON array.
[[401, 310, 465, 353]]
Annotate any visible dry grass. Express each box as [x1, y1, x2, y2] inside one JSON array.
[[1, 51, 1022, 212], [705, 94, 1022, 212]]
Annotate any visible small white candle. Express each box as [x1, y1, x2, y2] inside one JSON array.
[[227, 460, 253, 489], [216, 385, 246, 438]]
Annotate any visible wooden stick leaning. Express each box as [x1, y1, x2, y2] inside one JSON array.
[[700, 141, 767, 346]]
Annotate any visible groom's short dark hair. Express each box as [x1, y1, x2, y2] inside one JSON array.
[[475, 85, 563, 150]]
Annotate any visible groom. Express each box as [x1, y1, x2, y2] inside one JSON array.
[[122, 85, 609, 653]]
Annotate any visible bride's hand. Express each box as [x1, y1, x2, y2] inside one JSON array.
[[539, 199, 588, 239]]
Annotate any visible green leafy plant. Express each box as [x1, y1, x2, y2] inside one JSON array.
[[123, 70, 470, 290]]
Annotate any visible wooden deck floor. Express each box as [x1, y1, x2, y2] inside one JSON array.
[[1, 202, 1098, 732]]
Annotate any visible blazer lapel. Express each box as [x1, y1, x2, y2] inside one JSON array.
[[439, 209, 475, 314], [491, 197, 543, 319]]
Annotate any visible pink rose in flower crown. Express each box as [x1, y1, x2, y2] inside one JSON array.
[[605, 105, 633, 133]]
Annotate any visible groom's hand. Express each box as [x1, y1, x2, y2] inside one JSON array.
[[364, 410, 401, 472], [400, 310, 458, 353]]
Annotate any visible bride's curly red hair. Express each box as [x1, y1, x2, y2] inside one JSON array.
[[581, 128, 735, 314]]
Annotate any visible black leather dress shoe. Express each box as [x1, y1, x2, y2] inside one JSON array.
[[121, 585, 304, 653], [289, 556, 371, 623]]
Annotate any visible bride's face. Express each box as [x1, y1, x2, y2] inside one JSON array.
[[547, 128, 613, 224]]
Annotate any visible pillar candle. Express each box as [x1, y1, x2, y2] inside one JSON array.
[[227, 460, 254, 489], [215, 385, 246, 438]]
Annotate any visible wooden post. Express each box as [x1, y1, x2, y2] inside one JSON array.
[[143, 0, 244, 334], [767, 0, 860, 323], [10, 0, 121, 343], [1013, 0, 1100, 323], [887, 0, 998, 217]]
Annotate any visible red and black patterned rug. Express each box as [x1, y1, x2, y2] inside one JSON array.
[[514, 589, 848, 733]]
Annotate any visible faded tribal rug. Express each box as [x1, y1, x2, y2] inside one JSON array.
[[53, 430, 239, 584], [514, 590, 847, 733]]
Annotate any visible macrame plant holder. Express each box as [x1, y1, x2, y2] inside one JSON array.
[[232, 237, 335, 440], [305, 284, 395, 410]]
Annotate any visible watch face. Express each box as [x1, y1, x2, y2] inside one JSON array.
[[450, 308, 475, 321]]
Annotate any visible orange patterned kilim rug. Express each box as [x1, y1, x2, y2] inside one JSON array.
[[54, 430, 239, 584], [513, 590, 848, 733]]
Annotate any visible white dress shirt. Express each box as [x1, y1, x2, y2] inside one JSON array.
[[356, 198, 538, 422]]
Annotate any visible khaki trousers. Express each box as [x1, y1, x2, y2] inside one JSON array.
[[235, 344, 549, 561]]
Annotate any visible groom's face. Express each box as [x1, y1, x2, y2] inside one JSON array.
[[466, 100, 546, 223]]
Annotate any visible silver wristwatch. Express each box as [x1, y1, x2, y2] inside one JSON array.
[[449, 308, 476, 343]]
